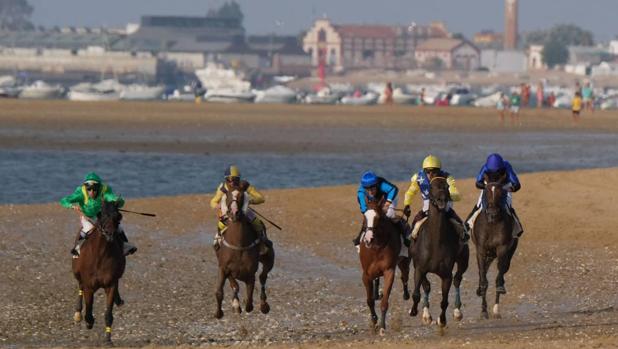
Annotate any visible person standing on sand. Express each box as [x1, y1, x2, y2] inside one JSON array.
[[521, 84, 530, 107], [497, 92, 510, 124], [547, 92, 556, 108], [510, 92, 521, 126], [536, 82, 544, 108], [572, 91, 583, 123], [419, 88, 425, 106], [60, 172, 137, 258], [582, 82, 594, 113], [384, 82, 394, 105]]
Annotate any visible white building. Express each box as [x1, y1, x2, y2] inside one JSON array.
[[414, 38, 480, 70]]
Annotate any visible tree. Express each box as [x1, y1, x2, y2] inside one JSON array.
[[525, 24, 594, 48], [543, 40, 569, 68], [0, 0, 34, 31], [207, 1, 244, 24]]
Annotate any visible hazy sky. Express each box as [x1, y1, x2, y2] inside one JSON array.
[[29, 0, 617, 41]]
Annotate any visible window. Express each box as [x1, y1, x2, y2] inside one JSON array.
[[318, 29, 327, 42], [363, 50, 374, 60]]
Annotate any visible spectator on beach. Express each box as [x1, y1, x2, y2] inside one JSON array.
[[582, 82, 594, 112], [572, 91, 583, 123], [510, 92, 521, 126], [419, 88, 426, 106], [384, 82, 394, 105], [496, 92, 510, 124], [546, 92, 556, 108], [536, 82, 544, 108], [521, 83, 531, 107]]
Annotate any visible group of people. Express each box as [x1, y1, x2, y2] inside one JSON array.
[[59, 154, 523, 259], [354, 154, 523, 251]]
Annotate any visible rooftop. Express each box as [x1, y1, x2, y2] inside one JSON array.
[[416, 38, 466, 52]]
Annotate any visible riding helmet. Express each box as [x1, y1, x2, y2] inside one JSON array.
[[83, 172, 102, 184], [486, 153, 505, 172], [361, 171, 379, 188], [224, 165, 241, 179], [422, 155, 442, 170]]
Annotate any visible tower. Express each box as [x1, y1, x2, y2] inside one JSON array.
[[504, 0, 518, 50]]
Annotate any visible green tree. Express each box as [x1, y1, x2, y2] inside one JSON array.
[[208, 1, 243, 24], [0, 0, 34, 31], [525, 24, 594, 48], [543, 40, 569, 68]]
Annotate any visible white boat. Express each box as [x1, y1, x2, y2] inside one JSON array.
[[120, 85, 165, 100], [68, 89, 121, 101], [195, 63, 251, 91], [19, 80, 64, 99], [449, 87, 477, 106], [340, 92, 379, 106], [253, 85, 297, 104], [473, 91, 504, 108], [0, 76, 21, 98], [203, 89, 255, 103], [304, 87, 341, 105], [392, 88, 417, 104]]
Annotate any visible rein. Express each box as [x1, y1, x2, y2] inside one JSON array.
[[221, 236, 261, 251]]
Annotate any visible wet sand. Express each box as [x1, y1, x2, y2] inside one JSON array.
[[1, 100, 617, 154], [1, 168, 618, 348]]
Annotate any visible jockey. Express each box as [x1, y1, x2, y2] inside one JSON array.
[[403, 155, 468, 241], [353, 171, 408, 247], [210, 165, 270, 254], [465, 153, 523, 237], [60, 172, 136, 257]]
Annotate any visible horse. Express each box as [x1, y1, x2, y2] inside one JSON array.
[[472, 173, 519, 319], [359, 197, 411, 336], [72, 200, 126, 344], [214, 184, 274, 319], [408, 177, 469, 329]]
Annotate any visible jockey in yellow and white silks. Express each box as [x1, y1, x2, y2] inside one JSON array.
[[403, 155, 468, 241], [210, 165, 269, 254]]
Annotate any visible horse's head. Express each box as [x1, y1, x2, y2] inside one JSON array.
[[224, 183, 246, 223], [483, 172, 507, 222], [363, 197, 385, 245], [429, 177, 450, 211], [97, 200, 122, 242]]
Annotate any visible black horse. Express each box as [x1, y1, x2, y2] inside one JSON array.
[[408, 177, 469, 328], [472, 174, 519, 319]]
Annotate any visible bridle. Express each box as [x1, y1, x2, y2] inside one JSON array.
[[484, 181, 504, 223], [220, 188, 260, 251]]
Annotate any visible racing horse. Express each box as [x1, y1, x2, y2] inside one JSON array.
[[409, 177, 469, 329], [72, 201, 126, 344], [214, 183, 274, 318], [359, 197, 411, 335], [472, 172, 519, 319]]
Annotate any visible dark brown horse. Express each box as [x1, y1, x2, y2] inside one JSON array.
[[409, 177, 469, 328], [72, 201, 126, 344], [214, 184, 274, 318], [359, 198, 411, 335], [472, 174, 519, 319]]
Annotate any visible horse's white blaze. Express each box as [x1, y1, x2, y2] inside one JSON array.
[[363, 209, 377, 242], [232, 298, 240, 309], [454, 308, 463, 321], [230, 190, 239, 215], [422, 306, 432, 324], [493, 304, 500, 316]]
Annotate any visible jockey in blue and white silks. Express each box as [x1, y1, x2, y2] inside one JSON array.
[[466, 153, 524, 237]]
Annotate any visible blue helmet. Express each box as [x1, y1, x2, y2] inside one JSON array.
[[361, 171, 379, 188], [486, 153, 505, 172]]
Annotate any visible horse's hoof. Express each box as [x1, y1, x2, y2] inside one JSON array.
[[409, 307, 418, 317], [454, 308, 463, 321], [245, 303, 254, 313], [114, 298, 124, 307], [73, 312, 82, 322], [480, 311, 489, 320], [492, 304, 501, 319], [86, 322, 94, 330], [214, 309, 224, 319], [260, 302, 270, 314], [403, 290, 410, 301], [379, 328, 386, 336], [437, 316, 446, 328], [496, 286, 507, 295], [422, 307, 432, 325]]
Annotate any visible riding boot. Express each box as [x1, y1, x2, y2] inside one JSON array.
[[410, 210, 427, 241], [397, 218, 411, 247], [252, 219, 269, 256], [464, 205, 481, 232], [353, 224, 365, 246], [71, 230, 88, 258], [510, 207, 524, 238], [118, 230, 137, 256], [448, 210, 470, 242]]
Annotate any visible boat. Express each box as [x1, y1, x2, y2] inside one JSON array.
[[340, 92, 379, 105], [304, 87, 341, 105], [195, 63, 251, 91], [473, 91, 504, 108], [68, 80, 123, 101], [0, 76, 21, 98], [120, 85, 165, 100], [392, 88, 417, 105], [203, 89, 256, 103], [253, 85, 297, 104], [19, 80, 64, 99]]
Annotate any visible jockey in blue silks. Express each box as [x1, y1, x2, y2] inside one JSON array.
[[353, 171, 409, 248], [466, 153, 523, 238]]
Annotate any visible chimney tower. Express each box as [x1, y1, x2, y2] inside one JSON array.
[[504, 0, 518, 50]]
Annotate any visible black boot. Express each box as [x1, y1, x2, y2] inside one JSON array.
[[464, 205, 480, 232], [353, 225, 363, 246], [118, 230, 137, 255], [448, 210, 469, 242], [510, 207, 524, 238]]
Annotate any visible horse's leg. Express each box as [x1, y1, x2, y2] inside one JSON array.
[[409, 268, 423, 317], [453, 245, 470, 322], [362, 273, 378, 328], [113, 285, 124, 306], [259, 252, 274, 314], [373, 278, 381, 300], [228, 277, 242, 314], [494, 239, 518, 318], [378, 268, 396, 335], [438, 274, 452, 328], [421, 275, 432, 325], [74, 287, 83, 322], [476, 251, 490, 319], [398, 257, 411, 300], [83, 288, 95, 329], [214, 268, 226, 319], [103, 284, 116, 343], [244, 275, 255, 313]]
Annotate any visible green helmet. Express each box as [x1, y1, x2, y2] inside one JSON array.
[[83, 172, 102, 184]]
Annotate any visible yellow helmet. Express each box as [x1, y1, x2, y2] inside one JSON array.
[[422, 155, 442, 170], [224, 165, 241, 179]]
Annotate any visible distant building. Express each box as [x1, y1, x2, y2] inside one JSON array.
[[609, 40, 618, 55], [302, 18, 450, 71], [481, 49, 527, 73], [504, 0, 518, 50], [528, 45, 546, 70], [473, 30, 503, 49], [568, 45, 609, 65], [415, 38, 480, 70]]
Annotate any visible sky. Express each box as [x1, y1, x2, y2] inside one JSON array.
[[29, 0, 618, 41]]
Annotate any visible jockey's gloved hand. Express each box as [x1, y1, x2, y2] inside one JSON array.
[[403, 205, 411, 218]]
